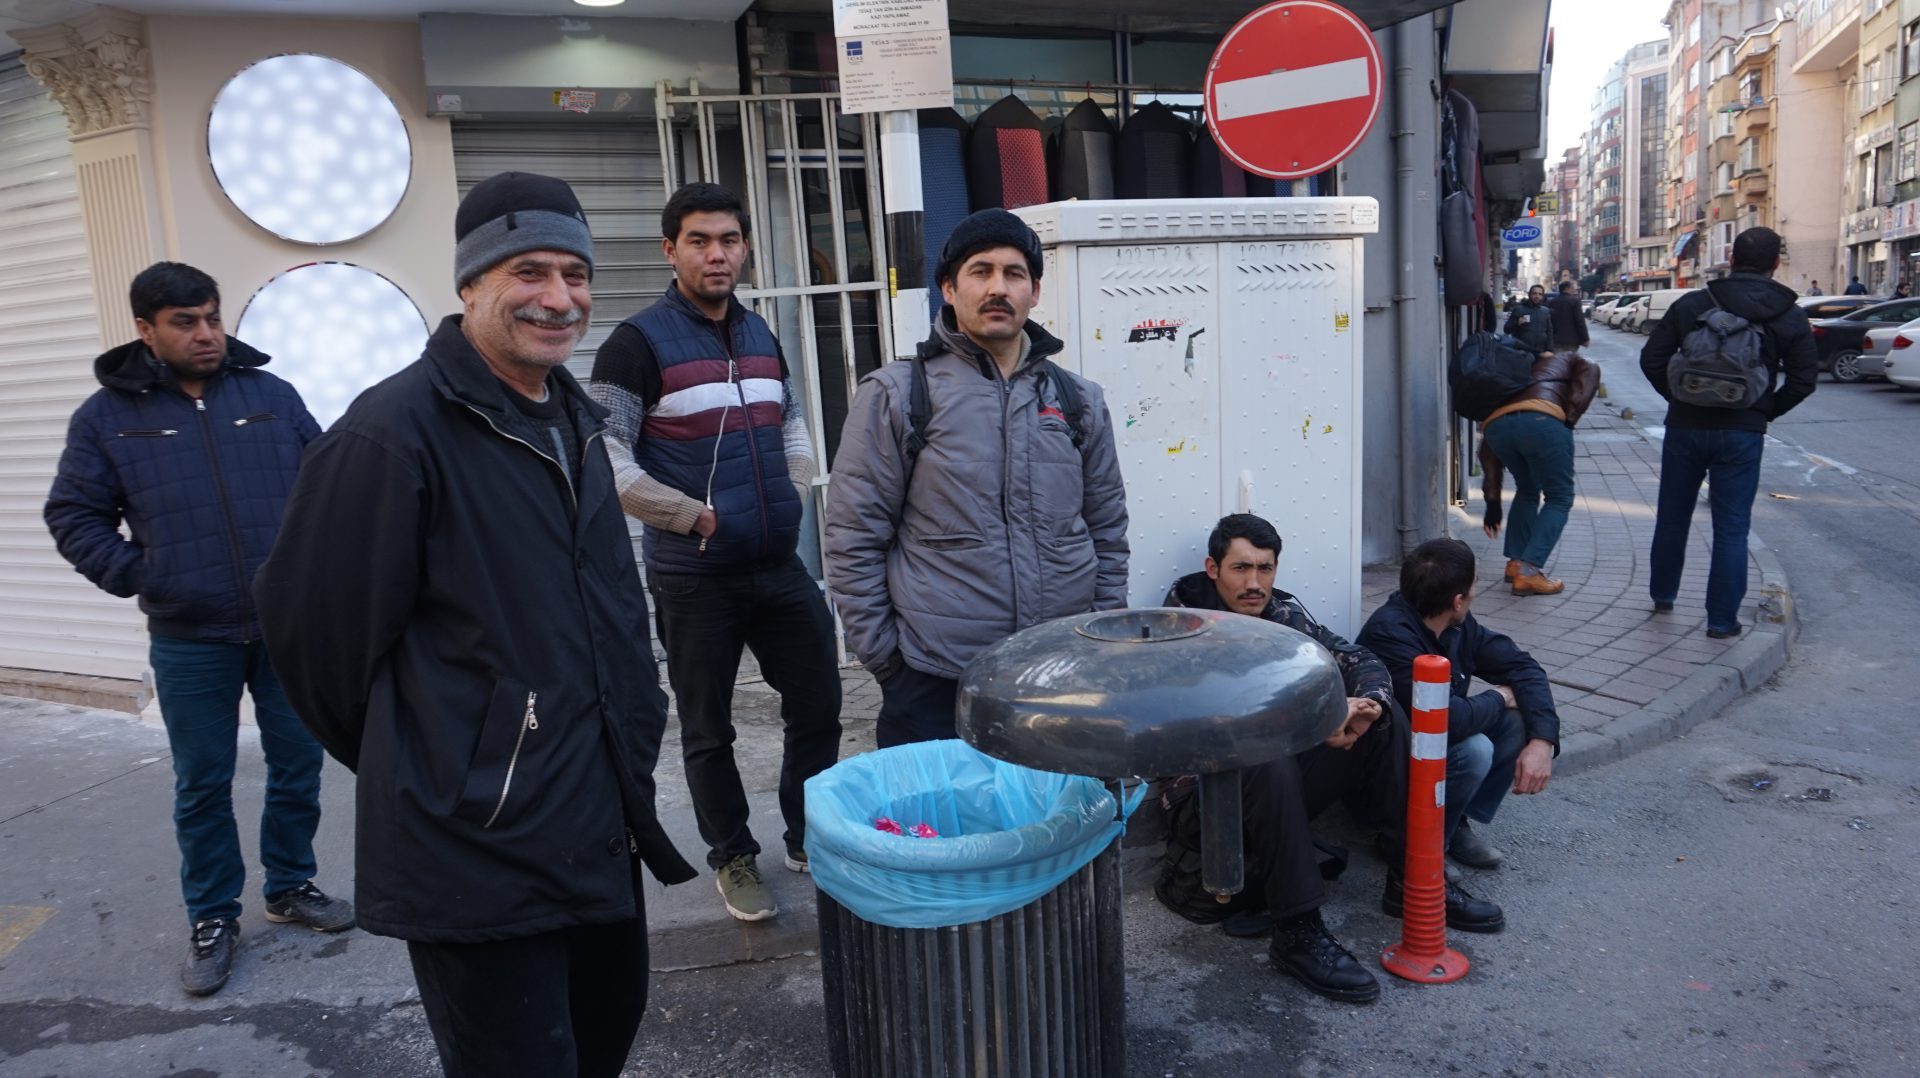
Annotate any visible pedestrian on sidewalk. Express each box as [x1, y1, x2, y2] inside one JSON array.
[[1638, 226, 1818, 638], [43, 261, 349, 998], [254, 172, 697, 1078], [825, 209, 1130, 746], [1807, 280, 1822, 296], [1478, 347, 1601, 595], [1502, 284, 1553, 353], [1548, 281, 1590, 352], [1844, 275, 1867, 295], [588, 182, 842, 924], [1357, 538, 1560, 876], [1155, 515, 1502, 1005]]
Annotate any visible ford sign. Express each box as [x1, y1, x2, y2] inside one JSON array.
[[1500, 222, 1543, 248]]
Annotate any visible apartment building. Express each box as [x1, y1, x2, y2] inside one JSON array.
[[1844, 0, 1903, 289], [1625, 41, 1673, 288]]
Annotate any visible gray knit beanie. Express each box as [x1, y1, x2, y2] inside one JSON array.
[[454, 171, 594, 290]]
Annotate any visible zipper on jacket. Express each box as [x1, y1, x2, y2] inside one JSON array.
[[458, 403, 604, 517], [999, 373, 1019, 623], [117, 429, 179, 437], [626, 827, 638, 854], [710, 320, 772, 557], [195, 397, 256, 641], [232, 412, 277, 426], [484, 691, 538, 829]]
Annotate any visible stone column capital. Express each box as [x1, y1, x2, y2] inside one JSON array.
[[16, 7, 153, 137]]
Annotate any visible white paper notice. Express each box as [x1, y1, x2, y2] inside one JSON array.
[[832, 0, 948, 36], [836, 31, 954, 114]]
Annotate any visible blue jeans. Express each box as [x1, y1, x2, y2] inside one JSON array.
[[149, 636, 325, 924], [1444, 708, 1527, 844], [1483, 411, 1576, 569], [1649, 426, 1765, 632]]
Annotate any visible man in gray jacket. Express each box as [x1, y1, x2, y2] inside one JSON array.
[[825, 209, 1129, 745]]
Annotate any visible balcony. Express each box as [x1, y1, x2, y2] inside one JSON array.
[[1793, 0, 1862, 74], [1740, 171, 1769, 198], [1741, 100, 1771, 131]]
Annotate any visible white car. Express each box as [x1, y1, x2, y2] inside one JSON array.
[[1599, 294, 1639, 327], [1881, 329, 1920, 389], [1618, 294, 1654, 334]]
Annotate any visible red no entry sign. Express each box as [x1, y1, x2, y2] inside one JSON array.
[[1203, 0, 1385, 180]]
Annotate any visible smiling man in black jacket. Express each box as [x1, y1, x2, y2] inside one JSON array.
[[255, 173, 696, 1078]]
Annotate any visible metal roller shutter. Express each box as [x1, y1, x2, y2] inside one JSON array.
[[450, 121, 673, 384], [0, 54, 147, 680]]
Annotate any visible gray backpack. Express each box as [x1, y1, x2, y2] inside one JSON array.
[[1669, 299, 1771, 408]]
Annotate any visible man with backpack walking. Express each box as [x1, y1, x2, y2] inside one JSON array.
[[824, 209, 1130, 746], [1639, 227, 1817, 638]]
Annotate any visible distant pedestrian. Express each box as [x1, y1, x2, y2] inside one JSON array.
[[1807, 280, 1822, 296], [1844, 275, 1867, 295], [1894, 280, 1912, 299], [588, 182, 842, 924], [825, 209, 1130, 746], [255, 172, 697, 1077], [1547, 280, 1589, 351], [1479, 348, 1601, 595], [1638, 226, 1818, 637], [44, 261, 348, 998], [1358, 538, 1560, 877], [1502, 284, 1552, 352]]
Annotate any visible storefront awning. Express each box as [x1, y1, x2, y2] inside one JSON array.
[[754, 0, 1456, 34], [1672, 232, 1698, 260]]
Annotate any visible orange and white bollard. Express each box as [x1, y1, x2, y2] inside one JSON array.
[[1381, 653, 1470, 984]]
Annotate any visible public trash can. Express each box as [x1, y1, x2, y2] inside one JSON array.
[[805, 740, 1141, 1078]]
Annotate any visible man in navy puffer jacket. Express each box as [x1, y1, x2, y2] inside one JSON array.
[[44, 262, 349, 998]]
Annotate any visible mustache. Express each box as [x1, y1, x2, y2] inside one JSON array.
[[980, 299, 1014, 314], [513, 304, 585, 327]]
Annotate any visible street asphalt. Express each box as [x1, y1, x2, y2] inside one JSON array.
[[3, 318, 1918, 1076]]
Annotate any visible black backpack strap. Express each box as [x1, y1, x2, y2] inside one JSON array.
[[1038, 359, 1088, 450], [904, 350, 932, 478]]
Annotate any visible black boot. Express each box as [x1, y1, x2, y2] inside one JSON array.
[[1269, 908, 1381, 1003], [1382, 873, 1506, 933]]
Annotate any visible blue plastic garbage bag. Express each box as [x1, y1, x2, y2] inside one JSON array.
[[804, 740, 1144, 930]]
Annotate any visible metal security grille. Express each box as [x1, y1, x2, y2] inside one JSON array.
[[655, 88, 891, 472], [0, 54, 147, 681], [449, 120, 673, 384]]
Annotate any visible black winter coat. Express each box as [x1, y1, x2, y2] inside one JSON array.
[[255, 316, 697, 943], [44, 337, 318, 641], [1355, 591, 1560, 751], [1639, 272, 1818, 433]]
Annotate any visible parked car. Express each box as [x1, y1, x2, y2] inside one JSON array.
[[1855, 315, 1920, 380], [1599, 294, 1640, 327], [1618, 294, 1654, 333], [1807, 297, 1920, 382], [1630, 288, 1694, 334], [1586, 291, 1620, 318], [1798, 295, 1878, 320], [1880, 327, 1920, 388]]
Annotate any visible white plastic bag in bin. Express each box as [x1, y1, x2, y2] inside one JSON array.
[[803, 739, 1143, 930]]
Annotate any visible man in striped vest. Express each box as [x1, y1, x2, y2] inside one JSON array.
[[590, 182, 842, 924]]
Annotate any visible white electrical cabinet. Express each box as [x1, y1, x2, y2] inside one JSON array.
[[1015, 198, 1380, 638]]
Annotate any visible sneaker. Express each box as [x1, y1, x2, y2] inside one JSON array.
[[1269, 909, 1380, 1003], [1652, 601, 1675, 613], [181, 917, 238, 997], [1447, 820, 1506, 869], [716, 855, 777, 921], [263, 881, 355, 933], [783, 847, 810, 874], [1706, 624, 1744, 639]]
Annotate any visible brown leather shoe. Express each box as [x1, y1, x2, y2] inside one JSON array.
[[1504, 559, 1522, 582], [1512, 572, 1565, 596]]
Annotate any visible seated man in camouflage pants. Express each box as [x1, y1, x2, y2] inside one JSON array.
[[1154, 514, 1503, 1004]]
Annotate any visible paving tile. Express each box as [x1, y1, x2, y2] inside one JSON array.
[[1590, 679, 1663, 705]]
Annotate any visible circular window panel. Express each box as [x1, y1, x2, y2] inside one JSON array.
[[236, 262, 429, 427], [207, 54, 412, 245]]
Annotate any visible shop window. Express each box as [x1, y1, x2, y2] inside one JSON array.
[[207, 54, 411, 245]]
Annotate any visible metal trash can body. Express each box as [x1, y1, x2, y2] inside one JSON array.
[[817, 844, 1126, 1078]]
